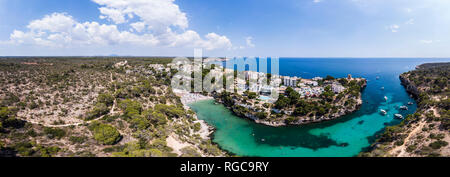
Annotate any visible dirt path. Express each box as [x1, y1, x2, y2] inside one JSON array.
[[109, 72, 118, 114], [388, 120, 426, 157], [19, 72, 117, 128]]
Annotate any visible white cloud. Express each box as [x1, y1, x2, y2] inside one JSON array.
[[405, 8, 413, 13], [405, 19, 414, 25], [386, 24, 399, 32], [93, 0, 188, 31], [246, 36, 255, 48], [98, 7, 127, 24], [130, 22, 146, 32], [8, 13, 159, 47], [420, 40, 440, 44], [27, 13, 76, 33], [4, 0, 232, 51]]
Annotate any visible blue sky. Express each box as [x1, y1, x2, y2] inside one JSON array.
[[0, 0, 449, 57]]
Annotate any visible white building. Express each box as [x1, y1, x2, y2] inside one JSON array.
[[312, 77, 323, 81], [283, 76, 298, 87], [332, 84, 346, 93], [305, 80, 318, 87]]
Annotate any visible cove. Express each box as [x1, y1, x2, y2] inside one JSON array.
[[189, 58, 450, 157]]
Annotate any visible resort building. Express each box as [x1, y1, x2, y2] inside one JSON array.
[[304, 80, 319, 87], [312, 77, 323, 81], [283, 76, 298, 87], [332, 83, 346, 93]]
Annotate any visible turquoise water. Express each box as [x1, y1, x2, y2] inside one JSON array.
[[189, 58, 450, 157]]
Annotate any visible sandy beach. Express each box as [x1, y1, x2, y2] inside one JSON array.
[[173, 89, 214, 105]]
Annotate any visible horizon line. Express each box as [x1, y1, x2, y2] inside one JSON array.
[[1, 56, 450, 59]]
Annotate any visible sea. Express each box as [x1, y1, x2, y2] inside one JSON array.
[[189, 58, 450, 157]]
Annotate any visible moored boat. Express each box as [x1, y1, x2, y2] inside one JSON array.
[[394, 114, 404, 119]]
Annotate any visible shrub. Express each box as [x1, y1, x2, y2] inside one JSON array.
[[119, 99, 142, 118], [97, 93, 114, 106], [154, 104, 184, 118], [86, 103, 109, 120], [69, 136, 88, 144], [180, 146, 201, 157], [43, 127, 66, 139], [429, 140, 449, 149], [13, 141, 34, 156], [130, 116, 151, 130], [193, 123, 201, 132], [90, 123, 121, 145]]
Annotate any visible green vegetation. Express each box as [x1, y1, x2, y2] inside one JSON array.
[[86, 103, 110, 120], [361, 62, 449, 157], [88, 122, 121, 145], [429, 140, 448, 150], [69, 136, 88, 144], [43, 127, 66, 140], [119, 99, 143, 119], [0, 57, 224, 157], [97, 93, 115, 106]]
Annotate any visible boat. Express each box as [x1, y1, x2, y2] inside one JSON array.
[[376, 76, 380, 80], [400, 106, 408, 110], [408, 102, 414, 105], [381, 87, 385, 90], [384, 96, 388, 101], [380, 109, 387, 115], [394, 114, 404, 119]]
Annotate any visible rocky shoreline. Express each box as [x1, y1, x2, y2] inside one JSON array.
[[215, 80, 367, 127], [216, 95, 364, 127], [360, 62, 450, 157], [399, 74, 420, 98]]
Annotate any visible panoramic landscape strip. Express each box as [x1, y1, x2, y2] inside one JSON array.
[[0, 1, 449, 169], [0, 57, 448, 157]]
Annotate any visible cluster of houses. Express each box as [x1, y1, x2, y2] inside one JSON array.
[[237, 70, 349, 102], [158, 61, 350, 102]]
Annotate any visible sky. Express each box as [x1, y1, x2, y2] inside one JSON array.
[[0, 0, 449, 57]]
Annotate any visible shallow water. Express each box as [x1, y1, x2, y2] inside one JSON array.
[[189, 58, 450, 157]]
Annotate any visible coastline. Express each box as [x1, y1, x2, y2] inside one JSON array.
[[215, 97, 364, 127], [214, 79, 367, 127], [174, 90, 233, 156], [361, 62, 450, 157]]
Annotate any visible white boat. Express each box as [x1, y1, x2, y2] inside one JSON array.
[[381, 87, 385, 90], [384, 96, 388, 101], [376, 76, 380, 80], [408, 102, 414, 105], [400, 106, 408, 110], [380, 109, 387, 115], [394, 114, 404, 119]]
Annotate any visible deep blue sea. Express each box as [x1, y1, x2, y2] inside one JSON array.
[[190, 58, 450, 157]]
